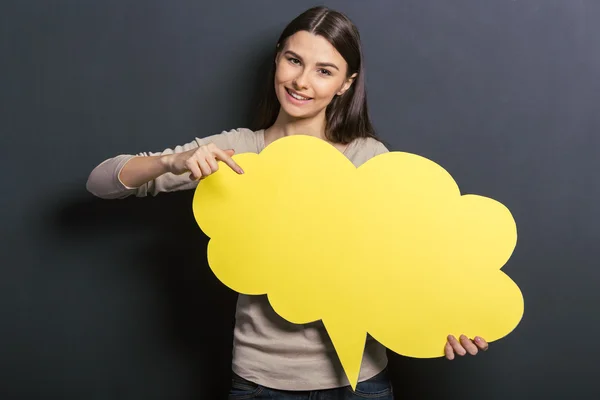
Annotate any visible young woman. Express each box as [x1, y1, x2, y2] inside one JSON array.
[[87, 6, 489, 399]]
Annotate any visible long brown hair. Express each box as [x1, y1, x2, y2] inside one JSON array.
[[253, 6, 378, 144]]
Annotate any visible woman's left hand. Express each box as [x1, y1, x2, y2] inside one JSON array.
[[445, 334, 489, 360]]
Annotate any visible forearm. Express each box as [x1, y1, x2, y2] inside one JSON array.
[[86, 153, 176, 199], [118, 154, 170, 189]]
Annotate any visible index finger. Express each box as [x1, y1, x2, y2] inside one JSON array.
[[211, 148, 244, 174]]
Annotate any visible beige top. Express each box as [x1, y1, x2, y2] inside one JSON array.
[[86, 128, 390, 390]]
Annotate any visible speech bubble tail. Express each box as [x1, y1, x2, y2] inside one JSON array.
[[322, 318, 366, 391]]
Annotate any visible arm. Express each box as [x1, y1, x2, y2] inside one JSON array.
[[118, 154, 170, 189], [86, 129, 245, 199]]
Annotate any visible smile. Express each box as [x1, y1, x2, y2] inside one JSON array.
[[286, 88, 312, 101]]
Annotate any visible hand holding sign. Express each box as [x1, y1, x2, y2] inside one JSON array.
[[192, 135, 524, 390]]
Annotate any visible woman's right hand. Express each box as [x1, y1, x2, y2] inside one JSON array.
[[163, 142, 244, 180]]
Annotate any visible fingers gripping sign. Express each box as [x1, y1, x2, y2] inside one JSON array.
[[445, 334, 489, 360]]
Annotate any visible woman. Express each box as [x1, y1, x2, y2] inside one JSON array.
[[87, 6, 488, 399]]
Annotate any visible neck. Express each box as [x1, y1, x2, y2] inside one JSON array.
[[266, 108, 328, 142]]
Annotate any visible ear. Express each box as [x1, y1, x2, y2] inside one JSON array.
[[337, 72, 358, 96]]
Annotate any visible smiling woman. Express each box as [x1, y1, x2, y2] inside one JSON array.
[[85, 5, 487, 400], [254, 7, 377, 146]]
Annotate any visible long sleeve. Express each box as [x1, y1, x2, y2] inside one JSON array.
[[86, 128, 261, 199]]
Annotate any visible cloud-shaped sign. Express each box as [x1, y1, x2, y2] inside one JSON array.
[[192, 135, 524, 390]]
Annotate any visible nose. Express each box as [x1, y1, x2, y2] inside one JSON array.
[[293, 69, 309, 90]]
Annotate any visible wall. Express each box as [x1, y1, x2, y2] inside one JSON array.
[[1, 0, 599, 398]]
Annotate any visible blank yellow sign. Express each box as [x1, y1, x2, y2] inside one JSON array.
[[192, 135, 524, 390]]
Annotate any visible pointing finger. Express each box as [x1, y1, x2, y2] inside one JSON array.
[[212, 148, 244, 174]]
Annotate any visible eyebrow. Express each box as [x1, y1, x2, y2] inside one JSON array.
[[284, 50, 340, 71]]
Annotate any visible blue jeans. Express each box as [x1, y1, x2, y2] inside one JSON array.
[[228, 368, 394, 399]]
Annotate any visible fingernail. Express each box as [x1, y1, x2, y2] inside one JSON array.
[[460, 334, 467, 340], [448, 335, 454, 340], [238, 168, 244, 174], [475, 337, 481, 342]]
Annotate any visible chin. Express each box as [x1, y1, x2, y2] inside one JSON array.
[[280, 104, 313, 120]]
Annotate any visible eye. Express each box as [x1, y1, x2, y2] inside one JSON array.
[[318, 68, 332, 76], [287, 57, 301, 65]]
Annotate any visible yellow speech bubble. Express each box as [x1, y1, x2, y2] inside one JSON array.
[[192, 135, 524, 390]]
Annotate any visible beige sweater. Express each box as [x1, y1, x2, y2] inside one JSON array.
[[86, 128, 390, 390]]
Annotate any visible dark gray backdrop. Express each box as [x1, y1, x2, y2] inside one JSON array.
[[1, 0, 598, 398]]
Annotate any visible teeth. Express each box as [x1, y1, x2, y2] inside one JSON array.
[[288, 89, 310, 101]]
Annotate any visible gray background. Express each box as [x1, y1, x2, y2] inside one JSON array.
[[2, 0, 599, 398]]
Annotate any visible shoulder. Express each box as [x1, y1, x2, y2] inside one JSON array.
[[345, 136, 389, 167], [195, 128, 264, 154]]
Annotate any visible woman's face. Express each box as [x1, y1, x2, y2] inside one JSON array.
[[274, 30, 356, 121]]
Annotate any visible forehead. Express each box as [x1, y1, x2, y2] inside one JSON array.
[[283, 31, 346, 66]]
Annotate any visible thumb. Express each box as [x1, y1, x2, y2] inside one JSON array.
[[224, 149, 235, 156]]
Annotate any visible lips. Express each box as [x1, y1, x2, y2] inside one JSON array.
[[286, 87, 312, 101]]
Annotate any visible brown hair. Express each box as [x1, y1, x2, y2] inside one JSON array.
[[253, 6, 378, 144]]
